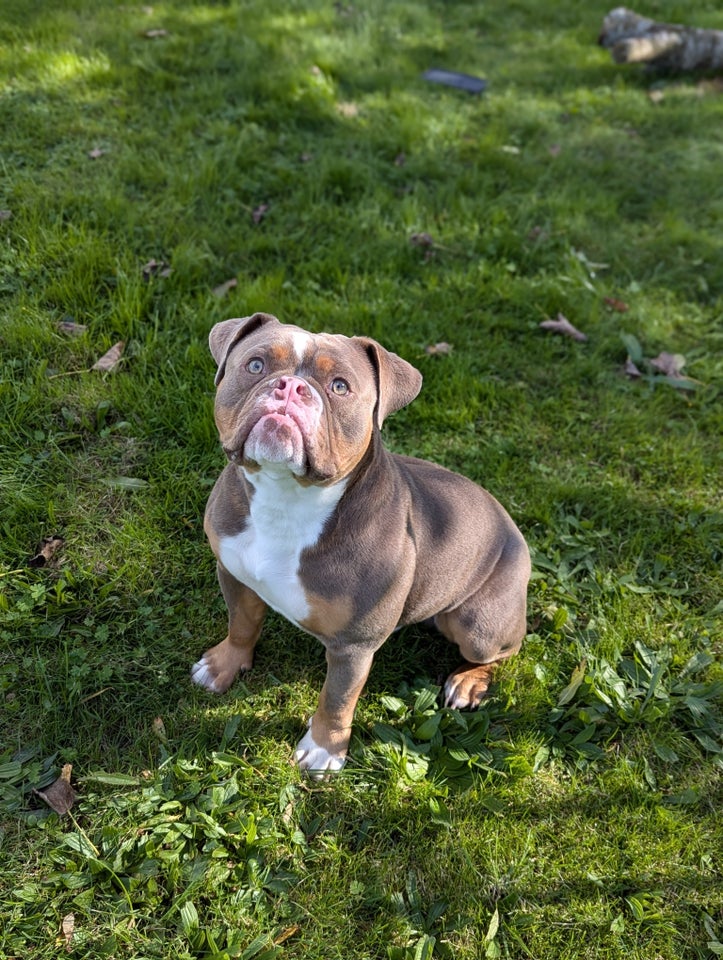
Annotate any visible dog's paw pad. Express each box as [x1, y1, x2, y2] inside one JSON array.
[[191, 657, 221, 693], [294, 727, 346, 778]]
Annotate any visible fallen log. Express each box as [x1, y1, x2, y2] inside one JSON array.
[[599, 7, 723, 72]]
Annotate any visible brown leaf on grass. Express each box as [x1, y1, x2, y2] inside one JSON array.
[[58, 319, 88, 336], [274, 925, 302, 946], [92, 341, 125, 372], [61, 914, 75, 953], [409, 231, 434, 248], [33, 764, 77, 815], [623, 357, 642, 378], [88, 147, 106, 159], [252, 203, 269, 224], [604, 296, 630, 313], [152, 717, 168, 743], [0, 209, 12, 221], [539, 313, 588, 342], [650, 351, 686, 379], [425, 342, 453, 356], [29, 535, 65, 568], [212, 277, 238, 298], [142, 258, 172, 280]]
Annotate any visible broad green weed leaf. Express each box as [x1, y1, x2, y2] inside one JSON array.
[[381, 696, 408, 716], [485, 907, 500, 942], [415, 714, 442, 741], [557, 659, 587, 706], [651, 740, 679, 763], [620, 332, 643, 363], [413, 686, 440, 713], [180, 900, 199, 934], [83, 771, 142, 786], [679, 651, 714, 678], [413, 934, 436, 960], [663, 788, 700, 806]]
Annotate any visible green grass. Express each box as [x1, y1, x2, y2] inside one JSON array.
[[1, 0, 721, 957]]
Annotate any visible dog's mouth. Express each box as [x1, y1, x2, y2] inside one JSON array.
[[242, 411, 309, 475]]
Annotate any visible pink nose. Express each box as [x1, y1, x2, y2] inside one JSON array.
[[273, 376, 312, 403]]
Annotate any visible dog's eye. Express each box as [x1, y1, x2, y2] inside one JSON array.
[[330, 378, 350, 396], [246, 357, 264, 374]]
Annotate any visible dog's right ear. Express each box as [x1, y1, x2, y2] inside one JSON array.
[[209, 312, 280, 386]]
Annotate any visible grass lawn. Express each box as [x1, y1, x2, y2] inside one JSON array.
[[1, 0, 721, 957]]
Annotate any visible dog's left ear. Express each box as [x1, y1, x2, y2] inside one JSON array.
[[355, 338, 423, 428], [209, 313, 279, 386]]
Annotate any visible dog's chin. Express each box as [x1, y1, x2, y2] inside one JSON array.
[[244, 414, 308, 476]]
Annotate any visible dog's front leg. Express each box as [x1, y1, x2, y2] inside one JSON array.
[[192, 564, 267, 693], [294, 644, 376, 775]]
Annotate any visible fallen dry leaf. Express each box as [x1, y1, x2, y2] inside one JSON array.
[[87, 147, 106, 159], [274, 925, 302, 946], [142, 258, 172, 280], [92, 341, 125, 372], [409, 231, 434, 248], [152, 716, 168, 743], [623, 357, 642, 378], [425, 342, 453, 356], [0, 209, 12, 221], [650, 351, 686, 379], [58, 319, 88, 336], [212, 277, 238, 298], [604, 296, 630, 313], [539, 313, 588, 342], [61, 914, 75, 952], [29, 535, 65, 568], [33, 764, 77, 815], [252, 203, 269, 224]]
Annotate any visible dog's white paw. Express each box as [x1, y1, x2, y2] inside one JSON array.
[[443, 677, 474, 710], [191, 656, 221, 693], [294, 726, 346, 778]]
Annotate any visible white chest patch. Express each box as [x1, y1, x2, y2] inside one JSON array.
[[218, 468, 347, 627]]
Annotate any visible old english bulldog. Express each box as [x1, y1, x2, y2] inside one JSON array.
[[192, 313, 530, 774]]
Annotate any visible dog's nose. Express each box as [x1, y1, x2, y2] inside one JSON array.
[[273, 376, 312, 402]]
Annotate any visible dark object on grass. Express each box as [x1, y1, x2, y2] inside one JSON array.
[[599, 7, 723, 72], [33, 764, 77, 816], [423, 69, 487, 93]]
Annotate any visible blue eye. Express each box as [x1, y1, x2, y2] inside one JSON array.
[[246, 358, 264, 374], [330, 378, 349, 396]]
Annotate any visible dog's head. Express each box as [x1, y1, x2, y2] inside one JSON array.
[[209, 313, 422, 484]]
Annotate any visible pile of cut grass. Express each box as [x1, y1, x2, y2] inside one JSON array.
[[1, 1, 721, 958]]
